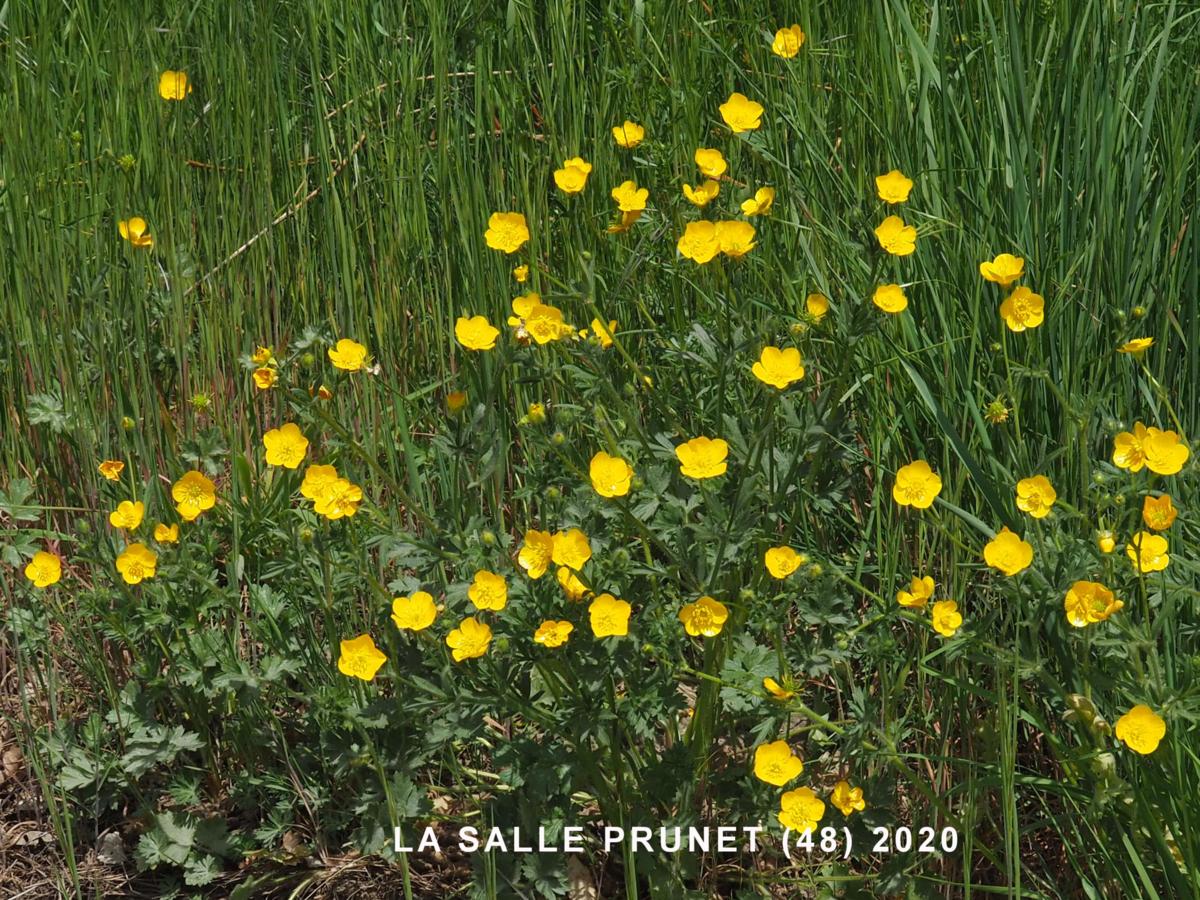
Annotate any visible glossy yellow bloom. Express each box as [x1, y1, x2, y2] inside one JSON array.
[[328, 338, 368, 371], [589, 593, 631, 637], [526, 303, 571, 344], [1142, 494, 1177, 531], [715, 220, 756, 257], [1064, 580, 1123, 628], [446, 616, 492, 662], [677, 220, 721, 263], [611, 180, 649, 212], [1118, 337, 1154, 357], [553, 156, 592, 194], [873, 283, 908, 314], [675, 436, 728, 479], [300, 464, 340, 500], [892, 460, 941, 509], [1143, 426, 1190, 475], [983, 526, 1033, 576], [518, 529, 555, 579], [552, 528, 592, 571], [337, 634, 387, 681], [831, 781, 866, 816], [590, 318, 617, 349], [251, 346, 275, 366], [512, 264, 529, 283], [931, 599, 963, 637], [253, 366, 277, 390], [752, 346, 804, 389], [1096, 530, 1116, 554], [460, 570, 505, 612], [1015, 475, 1056, 519], [612, 120, 645, 148], [679, 595, 728, 638], [741, 186, 775, 216], [98, 460, 125, 481], [391, 591, 438, 631], [763, 677, 795, 700], [557, 566, 590, 601], [999, 286, 1044, 332], [682, 180, 720, 207], [1113, 423, 1148, 471], [118, 217, 153, 249], [109, 500, 144, 531], [719, 92, 764, 133], [25, 551, 62, 588], [172, 470, 216, 521], [507, 292, 540, 329], [694, 148, 727, 178], [115, 542, 157, 585], [154, 523, 179, 543], [484, 211, 530, 253], [874, 215, 917, 256], [158, 70, 192, 101], [313, 478, 363, 520], [875, 169, 913, 204], [534, 620, 575, 648], [455, 315, 500, 351], [778, 787, 824, 834], [263, 423, 309, 469], [979, 253, 1025, 286], [1114, 705, 1166, 755], [1126, 531, 1169, 573], [590, 451, 634, 497], [771, 24, 805, 58], [753, 740, 803, 786], [806, 293, 829, 321], [765, 546, 806, 579], [896, 575, 934, 609]]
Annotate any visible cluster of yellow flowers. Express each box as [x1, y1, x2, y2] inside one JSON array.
[[752, 740, 865, 831]]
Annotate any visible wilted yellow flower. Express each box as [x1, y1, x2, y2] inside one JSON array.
[[763, 677, 795, 700], [753, 740, 803, 786], [719, 92, 764, 133], [263, 423, 309, 469], [683, 180, 720, 207], [172, 470, 216, 521], [553, 156, 592, 194], [109, 500, 145, 531], [694, 148, 728, 178], [607, 209, 644, 234], [983, 526, 1033, 576], [679, 595, 728, 638], [611, 180, 649, 212], [892, 460, 941, 508], [98, 460, 125, 481], [875, 169, 913, 204], [1096, 530, 1116, 554], [931, 599, 963, 637], [328, 338, 368, 371], [979, 253, 1025, 286], [830, 781, 866, 816], [158, 70, 192, 101], [806, 293, 829, 321], [873, 283, 908, 314], [391, 591, 438, 631], [1126, 531, 1169, 573], [337, 634, 386, 681], [1142, 494, 1177, 531], [874, 215, 917, 255], [118, 217, 153, 249], [253, 366, 277, 390], [512, 264, 529, 283], [456, 315, 500, 351], [765, 546, 806, 579], [534, 620, 575, 648], [1118, 337, 1154, 357], [1015, 475, 1056, 519], [999, 286, 1045, 332], [313, 478, 363, 520], [771, 24, 806, 58], [251, 346, 274, 366], [446, 616, 492, 662], [518, 529, 555, 579], [676, 436, 728, 479], [715, 220, 756, 257], [778, 787, 824, 834], [590, 318, 617, 349], [484, 211, 530, 253], [984, 397, 1010, 424], [1064, 581, 1122, 628], [447, 390, 468, 413], [752, 346, 804, 389], [25, 551, 62, 588], [154, 523, 179, 543], [612, 120, 645, 148], [590, 451, 634, 497], [115, 542, 157, 585], [1114, 704, 1166, 755], [896, 575, 934, 609], [589, 593, 631, 637], [677, 220, 720, 263], [741, 186, 775, 216]]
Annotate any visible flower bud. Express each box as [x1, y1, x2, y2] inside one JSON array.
[[301, 352, 316, 368], [546, 486, 561, 501], [481, 530, 497, 546], [121, 416, 136, 431], [551, 431, 567, 446], [300, 527, 314, 543]]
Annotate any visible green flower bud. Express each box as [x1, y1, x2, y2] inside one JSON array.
[[301, 352, 316, 367], [551, 431, 567, 446], [546, 486, 561, 501], [481, 530, 497, 547], [121, 416, 135, 431]]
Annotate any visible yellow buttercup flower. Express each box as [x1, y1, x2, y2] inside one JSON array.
[[873, 283, 908, 314], [1118, 337, 1154, 357], [874, 215, 917, 255], [552, 528, 592, 571], [172, 470, 216, 521], [892, 460, 941, 509], [456, 315, 500, 351], [1126, 531, 1168, 573], [512, 264, 529, 283], [534, 620, 575, 648], [763, 677, 795, 700], [115, 542, 157, 585], [979, 253, 1025, 286], [1064, 581, 1122, 628], [931, 599, 963, 637], [553, 156, 592, 194], [741, 186, 775, 216], [518, 529, 555, 579], [675, 436, 728, 479], [679, 595, 728, 638], [612, 120, 645, 148], [253, 366, 277, 390], [896, 575, 934, 609], [525, 303, 571, 344], [983, 526, 1033, 576], [1112, 423, 1148, 471], [154, 523, 179, 543], [24, 551, 62, 588], [999, 286, 1045, 332], [1114, 705, 1166, 755], [806, 293, 829, 321], [752, 346, 805, 389], [109, 500, 145, 531], [484, 211, 530, 254], [251, 346, 275, 366], [1015, 475, 1056, 519], [778, 787, 824, 834], [158, 70, 192, 101], [446, 616, 492, 662], [683, 180, 720, 207], [391, 591, 438, 631], [1142, 494, 1177, 531], [337, 634, 387, 681], [507, 292, 540, 328], [313, 477, 363, 520], [590, 451, 634, 497], [719, 92, 764, 133], [1143, 426, 1189, 475], [118, 217, 153, 249], [300, 464, 340, 500], [590, 318, 617, 349], [328, 338, 368, 371], [589, 593, 631, 637], [753, 740, 803, 786], [557, 566, 590, 601], [715, 220, 756, 257], [98, 460, 125, 481], [875, 169, 913, 204], [765, 546, 806, 579], [611, 180, 649, 212], [262, 423, 309, 469], [1096, 530, 1116, 554], [830, 781, 866, 817], [694, 148, 727, 178], [677, 220, 721, 263], [771, 24, 805, 58]]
